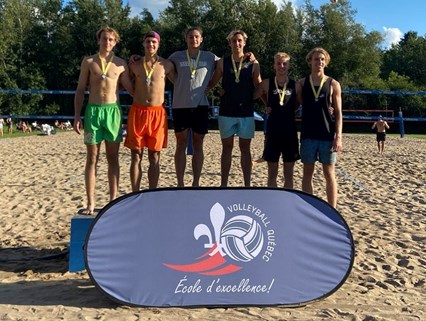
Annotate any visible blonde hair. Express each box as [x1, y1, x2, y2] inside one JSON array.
[[226, 30, 248, 43], [96, 26, 120, 43], [274, 52, 291, 62], [306, 47, 330, 66]]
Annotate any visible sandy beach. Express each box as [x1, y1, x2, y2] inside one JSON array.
[[0, 130, 425, 320]]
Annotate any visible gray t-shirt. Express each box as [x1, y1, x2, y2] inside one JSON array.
[[168, 50, 219, 109]]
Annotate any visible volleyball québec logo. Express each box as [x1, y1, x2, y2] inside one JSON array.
[[163, 202, 264, 276]]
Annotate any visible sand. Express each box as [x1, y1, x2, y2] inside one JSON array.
[[0, 130, 425, 320]]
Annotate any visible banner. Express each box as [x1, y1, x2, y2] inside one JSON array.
[[85, 188, 354, 307]]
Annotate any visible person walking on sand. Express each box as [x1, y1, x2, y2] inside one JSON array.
[[297, 47, 343, 208], [124, 31, 174, 191], [254, 52, 300, 189], [74, 26, 134, 215], [207, 30, 261, 187], [372, 115, 389, 154], [168, 26, 219, 187]]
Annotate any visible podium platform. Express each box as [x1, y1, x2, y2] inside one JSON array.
[[69, 211, 97, 272]]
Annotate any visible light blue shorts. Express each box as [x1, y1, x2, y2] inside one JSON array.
[[300, 139, 336, 164], [218, 116, 255, 139]]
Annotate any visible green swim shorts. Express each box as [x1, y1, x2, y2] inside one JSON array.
[[84, 102, 123, 145]]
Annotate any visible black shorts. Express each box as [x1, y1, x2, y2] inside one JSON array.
[[172, 106, 209, 134], [376, 132, 386, 142], [263, 134, 300, 163]]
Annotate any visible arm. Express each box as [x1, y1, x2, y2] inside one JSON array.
[[331, 80, 343, 152], [120, 63, 134, 97], [385, 121, 390, 129], [166, 59, 175, 84], [206, 58, 223, 91], [295, 78, 304, 107], [74, 58, 89, 135], [371, 122, 377, 130], [252, 61, 262, 87]]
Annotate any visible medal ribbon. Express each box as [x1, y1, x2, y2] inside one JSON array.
[[144, 56, 158, 81], [99, 53, 114, 77], [186, 50, 201, 78], [231, 55, 243, 83], [274, 77, 287, 106], [309, 75, 326, 101]]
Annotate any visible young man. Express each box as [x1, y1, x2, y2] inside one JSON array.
[[124, 31, 174, 191], [372, 115, 390, 154], [207, 30, 261, 187], [74, 26, 134, 215], [254, 52, 300, 188], [297, 47, 343, 208], [168, 27, 219, 187]]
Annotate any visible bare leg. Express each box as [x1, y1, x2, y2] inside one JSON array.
[[130, 148, 143, 192], [283, 161, 295, 189], [267, 161, 279, 187], [174, 130, 188, 187], [105, 141, 120, 201], [148, 150, 160, 189], [192, 132, 205, 187], [239, 138, 252, 187], [85, 144, 101, 212], [302, 162, 315, 195], [322, 163, 338, 208], [220, 136, 234, 187]]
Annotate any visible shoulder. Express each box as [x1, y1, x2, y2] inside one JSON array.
[[113, 56, 127, 66]]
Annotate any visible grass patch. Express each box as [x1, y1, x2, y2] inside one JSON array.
[[0, 129, 70, 139]]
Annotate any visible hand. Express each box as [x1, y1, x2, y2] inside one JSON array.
[[245, 52, 257, 63], [73, 117, 82, 135], [129, 54, 141, 64], [265, 106, 272, 115]]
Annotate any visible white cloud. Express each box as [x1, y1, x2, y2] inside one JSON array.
[[382, 27, 403, 49], [128, 0, 169, 18]]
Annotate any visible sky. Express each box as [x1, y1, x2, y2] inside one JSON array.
[[122, 0, 426, 49]]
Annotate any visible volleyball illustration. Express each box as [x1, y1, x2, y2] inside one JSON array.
[[221, 215, 264, 262]]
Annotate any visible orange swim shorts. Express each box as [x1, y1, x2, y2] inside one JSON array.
[[124, 104, 168, 151]]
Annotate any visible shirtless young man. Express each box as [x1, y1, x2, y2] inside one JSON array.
[[372, 116, 390, 154], [124, 31, 174, 191], [74, 26, 134, 215], [297, 47, 343, 208], [207, 30, 261, 187]]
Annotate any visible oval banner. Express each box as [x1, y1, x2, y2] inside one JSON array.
[[85, 187, 354, 307]]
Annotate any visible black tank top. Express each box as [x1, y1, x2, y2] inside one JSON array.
[[300, 76, 335, 141], [219, 56, 255, 117], [266, 78, 297, 136]]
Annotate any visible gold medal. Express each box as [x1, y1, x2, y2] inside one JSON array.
[[309, 75, 326, 102], [144, 56, 158, 85], [274, 77, 287, 107], [99, 53, 114, 80], [186, 50, 200, 79], [231, 55, 243, 83]]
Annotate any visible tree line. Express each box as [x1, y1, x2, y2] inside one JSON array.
[[0, 0, 425, 118]]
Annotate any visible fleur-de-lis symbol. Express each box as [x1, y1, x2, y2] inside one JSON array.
[[193, 202, 225, 255]]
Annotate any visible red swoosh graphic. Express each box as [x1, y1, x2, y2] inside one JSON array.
[[163, 251, 226, 273], [200, 264, 242, 276]]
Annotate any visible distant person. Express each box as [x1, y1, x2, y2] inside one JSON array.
[[21, 121, 31, 133], [0, 118, 4, 136], [371, 115, 389, 154], [296, 47, 343, 208], [207, 30, 261, 187], [6, 117, 13, 134], [168, 26, 219, 187], [74, 26, 134, 215], [124, 31, 174, 191], [254, 52, 300, 188]]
